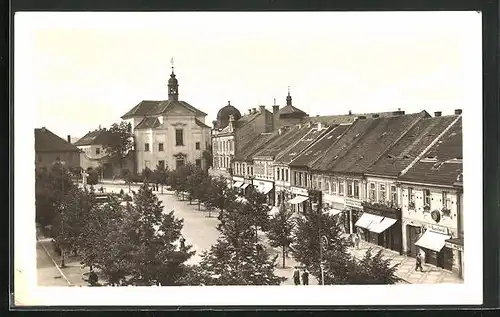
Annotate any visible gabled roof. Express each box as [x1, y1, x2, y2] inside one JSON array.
[[289, 124, 351, 168], [317, 112, 428, 174], [74, 128, 112, 146], [35, 127, 80, 152], [279, 104, 308, 116], [305, 111, 412, 126], [366, 115, 458, 177], [399, 117, 462, 186], [275, 127, 327, 164], [253, 125, 312, 159], [233, 132, 281, 162], [135, 117, 161, 130], [195, 118, 211, 129], [121, 99, 207, 119]]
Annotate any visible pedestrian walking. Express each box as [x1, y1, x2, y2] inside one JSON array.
[[293, 267, 301, 285], [301, 269, 309, 285], [415, 252, 424, 272], [354, 233, 360, 249]]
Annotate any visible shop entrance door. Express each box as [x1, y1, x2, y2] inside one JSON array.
[[406, 225, 419, 257], [442, 247, 454, 271]]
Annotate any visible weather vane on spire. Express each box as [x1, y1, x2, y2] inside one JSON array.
[[288, 86, 291, 95], [170, 57, 175, 74]]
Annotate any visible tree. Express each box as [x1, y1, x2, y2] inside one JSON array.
[[195, 200, 285, 285], [153, 164, 169, 194], [243, 186, 271, 243], [266, 203, 295, 268], [203, 176, 235, 220], [186, 167, 210, 208], [120, 168, 132, 192], [292, 209, 351, 285], [102, 121, 134, 168], [202, 149, 213, 170], [35, 163, 76, 230], [141, 167, 153, 184], [350, 248, 400, 284]]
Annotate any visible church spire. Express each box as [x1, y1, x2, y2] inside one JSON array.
[[286, 86, 292, 106], [168, 57, 179, 101]]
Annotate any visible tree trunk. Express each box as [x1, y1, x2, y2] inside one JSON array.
[[161, 184, 163, 194], [282, 246, 286, 268]]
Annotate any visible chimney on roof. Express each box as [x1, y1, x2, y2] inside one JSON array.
[[317, 122, 322, 130], [67, 135, 71, 143], [272, 105, 280, 131], [455, 109, 462, 115], [99, 124, 101, 130], [357, 115, 366, 120], [248, 109, 252, 115], [212, 120, 217, 129], [348, 110, 352, 115], [252, 108, 257, 114], [392, 110, 405, 116], [259, 105, 266, 113], [372, 114, 380, 118], [434, 111, 442, 117]]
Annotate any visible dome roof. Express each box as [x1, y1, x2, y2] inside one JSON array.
[[216, 101, 241, 129], [168, 72, 178, 85]]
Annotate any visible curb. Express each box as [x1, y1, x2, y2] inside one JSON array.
[[37, 240, 72, 286]]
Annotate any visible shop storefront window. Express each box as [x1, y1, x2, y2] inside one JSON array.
[[369, 183, 376, 201]]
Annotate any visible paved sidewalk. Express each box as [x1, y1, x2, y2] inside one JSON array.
[[348, 239, 463, 284]]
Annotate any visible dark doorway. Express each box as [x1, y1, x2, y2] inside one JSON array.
[[406, 225, 419, 257]]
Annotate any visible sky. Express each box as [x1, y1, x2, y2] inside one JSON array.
[[16, 11, 481, 139]]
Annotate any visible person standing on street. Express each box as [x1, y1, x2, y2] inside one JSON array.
[[301, 269, 309, 285], [354, 233, 360, 249], [293, 267, 301, 285], [415, 251, 424, 272]]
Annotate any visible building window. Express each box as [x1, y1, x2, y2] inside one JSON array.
[[176, 158, 185, 169], [318, 181, 322, 191], [347, 180, 353, 197], [442, 191, 451, 209], [144, 160, 150, 169], [196, 159, 201, 167], [339, 181, 344, 195], [276, 169, 280, 180], [195, 142, 200, 150], [423, 188, 431, 207], [391, 185, 397, 204], [332, 181, 337, 194], [96, 148, 100, 155], [285, 169, 289, 182], [354, 180, 359, 198], [369, 183, 376, 201], [175, 129, 184, 146], [158, 160, 165, 170], [379, 184, 386, 202], [158, 143, 164, 152], [145, 143, 150, 152]]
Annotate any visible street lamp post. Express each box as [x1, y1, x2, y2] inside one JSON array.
[[56, 160, 67, 267]]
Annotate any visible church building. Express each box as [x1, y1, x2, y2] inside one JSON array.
[[121, 61, 211, 173]]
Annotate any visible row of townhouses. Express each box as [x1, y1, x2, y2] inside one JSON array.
[[211, 101, 464, 279]]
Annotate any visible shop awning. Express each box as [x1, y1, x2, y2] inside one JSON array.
[[233, 181, 244, 188], [288, 196, 309, 204], [355, 213, 384, 230], [369, 217, 397, 234], [256, 183, 273, 195], [324, 208, 344, 217], [415, 230, 451, 252], [241, 183, 250, 189]]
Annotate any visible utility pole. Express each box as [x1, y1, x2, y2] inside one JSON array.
[[60, 161, 66, 267], [310, 189, 325, 285]]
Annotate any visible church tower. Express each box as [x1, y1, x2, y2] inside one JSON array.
[[168, 58, 179, 101], [286, 86, 292, 106]]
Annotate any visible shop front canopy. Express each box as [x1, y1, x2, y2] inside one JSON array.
[[233, 181, 244, 188], [287, 196, 309, 204], [324, 208, 344, 217], [256, 183, 274, 195], [415, 230, 451, 252], [240, 183, 250, 189], [369, 217, 398, 234], [354, 212, 384, 230]]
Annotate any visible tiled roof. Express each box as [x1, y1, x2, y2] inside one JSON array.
[[305, 111, 407, 126], [275, 127, 326, 164], [289, 124, 351, 167], [74, 129, 112, 146], [135, 117, 161, 130], [195, 118, 211, 129], [366, 115, 458, 177], [279, 105, 308, 116], [121, 100, 207, 119], [320, 112, 428, 174], [400, 117, 462, 186], [35, 127, 80, 152], [234, 132, 281, 162], [253, 125, 312, 158]]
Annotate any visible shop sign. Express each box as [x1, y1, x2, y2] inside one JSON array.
[[345, 197, 362, 209], [291, 186, 309, 196], [445, 241, 464, 252], [233, 176, 244, 182], [428, 224, 448, 235]]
